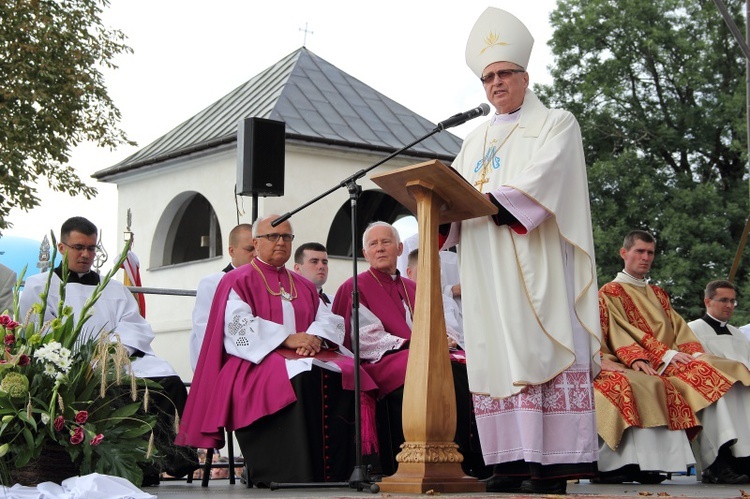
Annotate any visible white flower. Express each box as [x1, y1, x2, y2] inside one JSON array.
[[43, 363, 57, 379], [40, 413, 50, 425], [55, 355, 72, 373], [33, 342, 72, 373]]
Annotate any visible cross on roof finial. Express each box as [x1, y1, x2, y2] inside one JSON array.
[[299, 22, 314, 46]]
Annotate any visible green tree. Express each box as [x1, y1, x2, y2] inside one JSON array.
[[0, 0, 133, 232], [537, 0, 750, 322]]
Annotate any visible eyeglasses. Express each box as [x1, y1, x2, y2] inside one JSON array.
[[256, 233, 294, 243], [61, 241, 98, 253], [711, 298, 738, 306], [480, 68, 526, 84]]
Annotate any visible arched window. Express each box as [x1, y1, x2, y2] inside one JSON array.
[[150, 192, 222, 267], [326, 190, 412, 258]]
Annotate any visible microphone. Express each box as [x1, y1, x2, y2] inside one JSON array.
[[436, 103, 491, 131]]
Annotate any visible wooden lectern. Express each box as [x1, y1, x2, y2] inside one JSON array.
[[370, 159, 497, 493]]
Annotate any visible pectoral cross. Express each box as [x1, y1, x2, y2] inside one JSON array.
[[474, 169, 490, 193]]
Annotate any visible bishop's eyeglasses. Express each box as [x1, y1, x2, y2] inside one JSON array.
[[256, 233, 295, 243], [480, 68, 526, 84]]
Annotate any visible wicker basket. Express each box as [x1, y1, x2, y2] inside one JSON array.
[[9, 443, 79, 486]]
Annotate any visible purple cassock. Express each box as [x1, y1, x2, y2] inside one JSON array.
[[176, 258, 376, 452], [332, 268, 417, 397]]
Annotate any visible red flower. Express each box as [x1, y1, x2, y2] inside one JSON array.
[[75, 411, 88, 424], [90, 433, 104, 446], [0, 316, 18, 329], [54, 415, 65, 431], [17, 355, 29, 366], [4, 334, 14, 346], [70, 426, 84, 445]]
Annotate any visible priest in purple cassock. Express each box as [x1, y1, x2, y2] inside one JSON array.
[[177, 214, 377, 487], [331, 221, 489, 479]]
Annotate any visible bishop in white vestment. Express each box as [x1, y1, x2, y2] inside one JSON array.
[[443, 7, 601, 493]]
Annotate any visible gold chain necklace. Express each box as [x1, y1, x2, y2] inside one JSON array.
[[367, 269, 414, 316], [474, 122, 519, 193], [251, 260, 298, 301]]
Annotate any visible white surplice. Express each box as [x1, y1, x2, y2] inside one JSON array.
[[190, 271, 224, 371], [20, 272, 177, 378], [221, 289, 350, 378]]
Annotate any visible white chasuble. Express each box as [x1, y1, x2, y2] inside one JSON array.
[[452, 89, 601, 400]]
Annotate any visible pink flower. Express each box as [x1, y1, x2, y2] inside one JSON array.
[[89, 433, 104, 446], [17, 355, 29, 366], [70, 426, 84, 445], [75, 411, 88, 424], [4, 334, 14, 346], [54, 415, 65, 431], [0, 316, 18, 329]]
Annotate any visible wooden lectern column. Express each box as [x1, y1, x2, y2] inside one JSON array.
[[378, 181, 484, 494], [371, 159, 496, 494]]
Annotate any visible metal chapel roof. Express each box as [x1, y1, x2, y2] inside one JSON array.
[[93, 47, 463, 180]]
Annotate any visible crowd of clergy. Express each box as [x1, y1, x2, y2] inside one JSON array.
[[10, 5, 750, 496]]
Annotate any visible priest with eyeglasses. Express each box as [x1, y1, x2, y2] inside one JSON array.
[[177, 214, 377, 488], [20, 216, 198, 485]]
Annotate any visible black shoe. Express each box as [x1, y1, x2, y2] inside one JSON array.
[[593, 468, 667, 485], [591, 471, 628, 484], [164, 458, 201, 479], [635, 471, 667, 484], [484, 474, 525, 492], [520, 478, 567, 495], [141, 472, 161, 487], [702, 464, 750, 484]]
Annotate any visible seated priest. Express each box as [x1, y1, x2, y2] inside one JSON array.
[[688, 280, 750, 478], [331, 221, 489, 479], [19, 216, 198, 485], [599, 230, 750, 485], [687, 280, 750, 368], [594, 340, 699, 484], [190, 223, 256, 371], [177, 214, 377, 487]]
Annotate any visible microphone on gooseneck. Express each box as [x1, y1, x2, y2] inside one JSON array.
[[436, 103, 491, 131]]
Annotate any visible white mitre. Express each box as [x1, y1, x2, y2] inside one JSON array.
[[465, 7, 534, 78]]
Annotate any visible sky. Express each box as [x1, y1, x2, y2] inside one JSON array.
[[4, 0, 558, 268]]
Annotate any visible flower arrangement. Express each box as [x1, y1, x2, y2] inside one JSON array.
[[0, 237, 156, 486]]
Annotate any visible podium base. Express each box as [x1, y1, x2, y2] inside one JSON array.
[[378, 462, 485, 494]]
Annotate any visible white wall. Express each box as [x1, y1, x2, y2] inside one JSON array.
[[110, 142, 419, 380]]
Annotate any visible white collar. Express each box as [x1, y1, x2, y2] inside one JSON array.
[[614, 271, 648, 287], [491, 107, 522, 126], [706, 312, 728, 327]]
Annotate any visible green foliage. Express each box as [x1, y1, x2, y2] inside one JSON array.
[[0, 0, 134, 233], [0, 238, 156, 486], [538, 0, 750, 323]]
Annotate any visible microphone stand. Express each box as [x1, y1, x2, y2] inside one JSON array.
[[268, 114, 480, 493]]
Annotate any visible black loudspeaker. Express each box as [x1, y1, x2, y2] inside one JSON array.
[[236, 117, 286, 197]]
